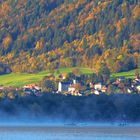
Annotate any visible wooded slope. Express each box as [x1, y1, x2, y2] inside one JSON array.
[[0, 0, 139, 73]]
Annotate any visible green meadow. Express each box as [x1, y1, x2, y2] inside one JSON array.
[[0, 67, 139, 87], [0, 67, 93, 87], [111, 69, 140, 79]]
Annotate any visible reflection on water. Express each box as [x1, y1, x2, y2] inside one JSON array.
[[0, 125, 140, 140]]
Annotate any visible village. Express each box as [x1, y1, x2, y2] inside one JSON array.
[[0, 71, 140, 99], [24, 74, 140, 96]]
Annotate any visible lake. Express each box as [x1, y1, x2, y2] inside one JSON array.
[[0, 124, 140, 140]]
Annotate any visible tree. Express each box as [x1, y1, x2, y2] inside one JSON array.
[[86, 45, 102, 59], [72, 68, 81, 76], [107, 84, 115, 95], [113, 61, 122, 73], [41, 79, 56, 92], [74, 83, 81, 91], [91, 73, 98, 83], [0, 63, 11, 75], [84, 20, 96, 35], [135, 69, 139, 78], [67, 72, 75, 80], [81, 38, 88, 49], [98, 63, 110, 84], [35, 40, 43, 50]]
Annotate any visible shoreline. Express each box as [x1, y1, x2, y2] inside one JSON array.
[[0, 122, 140, 127]]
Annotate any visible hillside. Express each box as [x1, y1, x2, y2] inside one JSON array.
[[0, 0, 139, 73]]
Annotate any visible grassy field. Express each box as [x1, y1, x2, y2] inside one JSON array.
[[0, 67, 93, 87], [111, 69, 140, 79], [0, 67, 139, 87]]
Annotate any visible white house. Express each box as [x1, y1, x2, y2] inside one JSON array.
[[58, 81, 71, 92], [58, 79, 79, 93], [94, 90, 100, 95], [136, 85, 140, 92], [68, 85, 75, 94], [127, 88, 133, 94], [94, 83, 102, 90]]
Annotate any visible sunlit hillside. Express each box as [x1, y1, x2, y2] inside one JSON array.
[[0, 0, 139, 73]]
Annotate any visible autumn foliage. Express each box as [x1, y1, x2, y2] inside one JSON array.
[[0, 0, 139, 73]]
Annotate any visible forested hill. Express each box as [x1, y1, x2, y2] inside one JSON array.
[[0, 0, 139, 73]]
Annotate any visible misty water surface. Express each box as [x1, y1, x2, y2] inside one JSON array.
[[0, 125, 140, 140]]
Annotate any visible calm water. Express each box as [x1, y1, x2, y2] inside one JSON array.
[[0, 125, 140, 140]]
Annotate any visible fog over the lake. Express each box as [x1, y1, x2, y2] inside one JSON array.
[[0, 94, 140, 124]]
